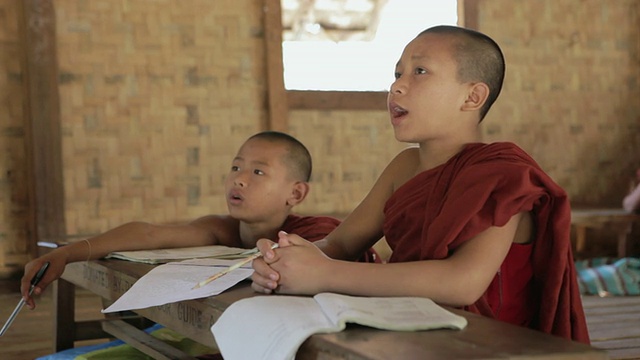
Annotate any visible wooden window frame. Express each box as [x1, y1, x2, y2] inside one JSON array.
[[265, 0, 478, 127]]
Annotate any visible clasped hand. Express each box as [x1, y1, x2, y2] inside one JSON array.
[[251, 231, 331, 295]]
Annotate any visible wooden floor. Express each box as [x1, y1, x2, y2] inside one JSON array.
[[0, 280, 107, 360], [583, 295, 640, 360], [1, 279, 640, 360]]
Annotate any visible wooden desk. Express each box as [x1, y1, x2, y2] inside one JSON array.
[[571, 208, 640, 257], [55, 259, 608, 360]]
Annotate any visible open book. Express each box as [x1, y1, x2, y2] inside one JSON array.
[[211, 293, 468, 360], [106, 245, 255, 264]]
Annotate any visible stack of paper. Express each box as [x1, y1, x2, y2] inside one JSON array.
[[106, 245, 256, 264]]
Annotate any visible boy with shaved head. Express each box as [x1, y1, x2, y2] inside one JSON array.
[[21, 131, 358, 309], [252, 26, 590, 343]]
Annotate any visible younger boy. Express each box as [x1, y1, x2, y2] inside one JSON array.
[[21, 131, 342, 308], [252, 26, 590, 343]]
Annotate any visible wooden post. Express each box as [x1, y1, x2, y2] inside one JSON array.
[[263, 0, 288, 132], [19, 0, 67, 259], [461, 0, 480, 30]]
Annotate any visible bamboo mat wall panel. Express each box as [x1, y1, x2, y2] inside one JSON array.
[[0, 0, 30, 275], [54, 0, 267, 235], [477, 0, 640, 207], [289, 110, 407, 215]]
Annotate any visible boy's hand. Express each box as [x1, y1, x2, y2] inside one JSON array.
[[264, 231, 331, 295], [20, 252, 68, 309], [251, 236, 282, 294]]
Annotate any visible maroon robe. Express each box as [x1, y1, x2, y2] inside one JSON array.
[[281, 214, 340, 241], [383, 142, 590, 344]]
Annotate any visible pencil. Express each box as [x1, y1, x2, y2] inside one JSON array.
[[193, 243, 279, 289]]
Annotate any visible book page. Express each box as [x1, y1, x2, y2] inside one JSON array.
[[314, 293, 468, 331], [102, 258, 253, 313], [106, 245, 253, 264], [211, 295, 337, 360]]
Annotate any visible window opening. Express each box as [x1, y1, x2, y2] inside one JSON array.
[[281, 0, 458, 91]]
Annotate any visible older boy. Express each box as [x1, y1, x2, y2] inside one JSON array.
[[21, 131, 343, 309], [252, 26, 590, 343]]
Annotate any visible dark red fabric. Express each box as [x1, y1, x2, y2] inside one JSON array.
[[281, 214, 341, 241], [383, 142, 590, 344], [485, 242, 535, 327], [282, 214, 381, 263]]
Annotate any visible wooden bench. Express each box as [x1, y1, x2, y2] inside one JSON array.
[[571, 208, 640, 258]]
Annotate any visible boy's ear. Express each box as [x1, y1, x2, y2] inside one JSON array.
[[461, 82, 489, 112], [286, 181, 310, 207]]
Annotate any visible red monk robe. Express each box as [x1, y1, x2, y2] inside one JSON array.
[[281, 214, 340, 241], [383, 142, 590, 344]]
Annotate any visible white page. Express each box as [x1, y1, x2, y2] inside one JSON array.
[[211, 295, 337, 360], [314, 293, 468, 331], [102, 258, 254, 313]]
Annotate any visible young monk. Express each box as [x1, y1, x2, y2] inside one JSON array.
[[252, 25, 590, 343], [20, 131, 350, 309]]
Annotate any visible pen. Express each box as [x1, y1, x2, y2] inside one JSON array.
[[193, 244, 279, 289], [0, 261, 50, 336]]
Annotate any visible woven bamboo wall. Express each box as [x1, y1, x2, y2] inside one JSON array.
[[290, 110, 406, 215], [479, 0, 640, 207], [55, 0, 266, 235]]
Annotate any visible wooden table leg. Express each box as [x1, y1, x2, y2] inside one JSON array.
[[617, 223, 633, 258], [52, 278, 76, 351], [575, 225, 587, 254]]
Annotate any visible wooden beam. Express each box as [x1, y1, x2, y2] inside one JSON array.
[[263, 0, 289, 132], [102, 320, 199, 360], [20, 0, 66, 258], [287, 90, 388, 110], [461, 0, 480, 30]]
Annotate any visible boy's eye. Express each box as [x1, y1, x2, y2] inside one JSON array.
[[394, 72, 401, 80], [231, 165, 239, 171], [253, 169, 265, 175], [414, 67, 427, 75]]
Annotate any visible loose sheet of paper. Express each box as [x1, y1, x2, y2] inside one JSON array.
[[102, 258, 254, 313]]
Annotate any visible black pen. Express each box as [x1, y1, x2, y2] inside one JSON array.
[[0, 261, 50, 336]]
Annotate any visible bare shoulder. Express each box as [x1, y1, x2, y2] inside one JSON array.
[[385, 146, 420, 190], [357, 146, 420, 206]]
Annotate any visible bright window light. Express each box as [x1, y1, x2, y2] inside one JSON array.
[[283, 0, 458, 91]]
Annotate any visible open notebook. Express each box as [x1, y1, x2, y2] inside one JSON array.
[[211, 292, 468, 360]]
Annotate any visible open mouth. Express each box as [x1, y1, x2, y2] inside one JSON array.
[[390, 104, 408, 118], [228, 191, 243, 202]]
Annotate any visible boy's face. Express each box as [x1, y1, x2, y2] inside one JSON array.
[[224, 138, 299, 222], [387, 33, 472, 144]]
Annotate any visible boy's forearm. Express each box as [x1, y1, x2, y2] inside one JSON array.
[[321, 259, 485, 307], [314, 239, 347, 259], [58, 222, 155, 263]]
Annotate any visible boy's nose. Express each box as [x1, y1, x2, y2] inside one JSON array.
[[234, 178, 246, 187], [390, 80, 406, 94]]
